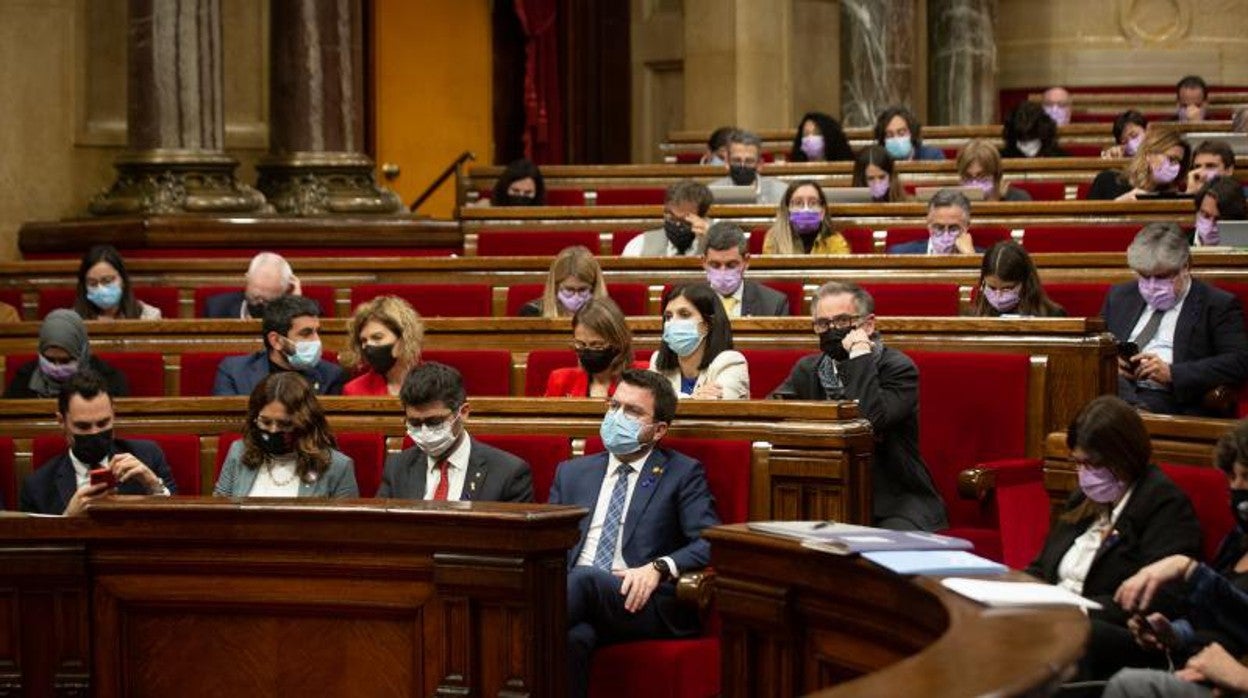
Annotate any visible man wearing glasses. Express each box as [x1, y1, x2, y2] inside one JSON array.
[[769, 281, 947, 531], [888, 188, 981, 255], [376, 361, 533, 502], [1102, 222, 1248, 416]]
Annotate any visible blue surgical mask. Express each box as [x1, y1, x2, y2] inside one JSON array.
[[284, 338, 323, 370], [884, 135, 913, 160], [600, 407, 648, 456], [86, 282, 123, 310], [662, 318, 704, 357]]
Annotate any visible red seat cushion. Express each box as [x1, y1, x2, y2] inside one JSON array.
[[1045, 283, 1111, 318], [758, 281, 804, 316], [1076, 182, 1094, 200], [476, 231, 601, 257], [0, 436, 15, 510], [180, 352, 236, 397], [35, 288, 76, 318], [474, 434, 572, 503], [421, 349, 512, 397], [33, 432, 201, 495], [1021, 225, 1140, 253], [350, 284, 491, 318], [1010, 181, 1066, 201], [595, 188, 666, 206], [739, 348, 811, 399], [192, 285, 337, 318], [1160, 463, 1234, 563], [858, 282, 959, 316], [840, 227, 878, 254], [336, 432, 386, 497], [546, 189, 587, 206], [525, 350, 579, 397]]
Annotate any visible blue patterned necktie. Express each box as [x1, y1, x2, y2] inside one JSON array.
[[593, 463, 633, 571]]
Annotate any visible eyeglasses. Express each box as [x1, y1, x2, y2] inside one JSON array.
[[929, 224, 963, 236], [85, 275, 119, 289], [813, 314, 860, 332], [255, 416, 294, 432], [407, 413, 456, 430]]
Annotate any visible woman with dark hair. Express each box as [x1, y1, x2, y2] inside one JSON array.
[[4, 309, 128, 398], [213, 372, 358, 498], [789, 111, 854, 163], [1102, 110, 1149, 159], [1193, 177, 1248, 247], [874, 106, 944, 161], [852, 145, 907, 202], [1001, 101, 1067, 158], [73, 244, 160, 321], [971, 241, 1065, 317], [1088, 127, 1191, 201], [649, 283, 748, 399], [762, 180, 850, 254], [490, 158, 546, 206], [545, 298, 644, 398], [1025, 395, 1201, 680]]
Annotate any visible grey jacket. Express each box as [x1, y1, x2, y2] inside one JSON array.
[[213, 440, 359, 498]]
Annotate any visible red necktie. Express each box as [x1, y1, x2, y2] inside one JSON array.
[[432, 460, 450, 501]]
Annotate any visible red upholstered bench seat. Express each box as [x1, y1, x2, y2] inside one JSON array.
[[32, 432, 202, 495], [349, 283, 491, 317], [5, 352, 166, 398], [504, 283, 651, 317], [37, 286, 181, 319], [1160, 463, 1234, 563], [24, 248, 459, 260], [476, 230, 601, 257]]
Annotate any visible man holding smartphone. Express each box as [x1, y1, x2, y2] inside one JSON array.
[[19, 370, 176, 515]]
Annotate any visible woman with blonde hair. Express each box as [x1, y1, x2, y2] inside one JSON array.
[[518, 246, 608, 318], [545, 298, 642, 397], [762, 180, 850, 255], [341, 295, 425, 396], [1087, 127, 1190, 201], [957, 139, 1031, 202]]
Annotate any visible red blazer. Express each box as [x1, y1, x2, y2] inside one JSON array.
[[543, 361, 648, 397], [343, 370, 388, 396]]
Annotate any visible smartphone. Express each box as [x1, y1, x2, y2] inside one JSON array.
[[89, 467, 116, 489], [1117, 341, 1140, 369]]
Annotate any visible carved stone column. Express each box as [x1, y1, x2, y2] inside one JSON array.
[[256, 0, 401, 216], [839, 0, 919, 128], [90, 0, 266, 215], [929, 0, 998, 125]]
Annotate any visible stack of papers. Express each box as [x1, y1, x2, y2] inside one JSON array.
[[747, 520, 973, 555], [941, 577, 1103, 610], [862, 550, 1007, 576]]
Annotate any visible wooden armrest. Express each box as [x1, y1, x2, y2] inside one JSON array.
[[957, 458, 1044, 501], [675, 567, 716, 612]]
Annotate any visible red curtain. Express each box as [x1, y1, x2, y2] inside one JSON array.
[[514, 0, 564, 164]]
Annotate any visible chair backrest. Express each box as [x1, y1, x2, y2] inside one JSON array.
[[474, 434, 573, 503], [350, 283, 492, 318], [0, 289, 24, 318], [475, 231, 601, 257], [610, 230, 642, 255], [757, 281, 805, 316], [908, 351, 1031, 529], [506, 284, 545, 316], [336, 432, 386, 497], [506, 283, 649, 317], [546, 189, 586, 206], [1159, 462, 1234, 563], [7, 352, 165, 397], [525, 349, 581, 397], [32, 432, 201, 495], [192, 285, 337, 318], [840, 228, 877, 254], [748, 228, 767, 255], [421, 349, 512, 396], [1021, 225, 1139, 253], [739, 348, 811, 399], [858, 283, 960, 316], [35, 288, 75, 318], [0, 436, 15, 510], [594, 188, 666, 206], [1044, 283, 1112, 318], [179, 352, 236, 397], [1010, 181, 1066, 201]]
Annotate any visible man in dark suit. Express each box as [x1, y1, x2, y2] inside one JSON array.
[[549, 369, 720, 698], [213, 295, 345, 396], [203, 251, 301, 319], [20, 370, 177, 515], [770, 281, 948, 531], [702, 222, 790, 317], [1102, 222, 1248, 416], [888, 188, 982, 255], [377, 362, 532, 502]]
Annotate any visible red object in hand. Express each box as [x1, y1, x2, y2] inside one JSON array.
[[89, 467, 116, 489]]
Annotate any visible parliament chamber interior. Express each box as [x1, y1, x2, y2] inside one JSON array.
[[3, 0, 1248, 696]]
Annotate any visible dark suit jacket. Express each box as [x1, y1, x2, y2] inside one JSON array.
[[213, 350, 345, 396], [548, 446, 720, 574], [769, 348, 948, 531], [19, 438, 178, 514], [741, 280, 790, 316], [375, 436, 533, 502], [3, 355, 130, 398], [887, 239, 985, 255], [1101, 278, 1248, 416], [1024, 464, 1201, 626], [204, 290, 245, 319]]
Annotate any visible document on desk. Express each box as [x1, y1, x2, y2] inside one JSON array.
[[862, 550, 1007, 576], [941, 577, 1103, 610], [747, 521, 973, 554]]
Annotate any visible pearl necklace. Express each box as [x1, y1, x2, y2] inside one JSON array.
[[264, 460, 298, 487]]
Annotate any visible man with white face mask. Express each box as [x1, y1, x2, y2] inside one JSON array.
[[702, 222, 790, 317], [1102, 223, 1248, 416], [376, 361, 532, 502], [549, 369, 720, 698]]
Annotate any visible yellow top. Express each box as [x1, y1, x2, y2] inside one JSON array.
[[761, 226, 851, 255]]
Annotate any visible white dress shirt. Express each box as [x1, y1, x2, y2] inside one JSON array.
[[1129, 282, 1190, 390], [1056, 485, 1135, 596], [422, 430, 473, 500], [247, 455, 302, 497], [69, 448, 170, 495], [620, 232, 703, 258], [574, 449, 680, 575]]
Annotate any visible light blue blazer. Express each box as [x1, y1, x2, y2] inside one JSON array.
[[212, 440, 359, 498]]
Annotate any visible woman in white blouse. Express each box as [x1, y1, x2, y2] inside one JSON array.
[[213, 372, 358, 498], [649, 282, 749, 399]]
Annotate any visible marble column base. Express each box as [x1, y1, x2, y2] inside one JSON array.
[[256, 152, 403, 216], [88, 150, 268, 215]]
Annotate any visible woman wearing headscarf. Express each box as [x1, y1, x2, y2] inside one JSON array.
[[3, 309, 129, 398]]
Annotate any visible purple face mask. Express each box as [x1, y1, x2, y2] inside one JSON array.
[[706, 266, 744, 296], [557, 288, 592, 313], [1043, 104, 1071, 126], [1178, 105, 1208, 122], [1137, 275, 1180, 311], [868, 176, 891, 200], [1150, 158, 1181, 185], [929, 229, 961, 254], [789, 209, 823, 234], [983, 285, 1021, 312], [38, 355, 78, 381], [961, 177, 996, 196], [800, 134, 825, 160], [1196, 215, 1220, 246], [1123, 133, 1144, 156], [1078, 465, 1127, 504]]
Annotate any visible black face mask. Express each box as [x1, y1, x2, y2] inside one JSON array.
[[501, 193, 537, 206], [729, 164, 757, 186], [362, 343, 398, 375], [819, 328, 851, 361], [1233, 489, 1248, 529], [246, 301, 267, 319], [256, 430, 293, 456], [664, 219, 696, 253], [72, 429, 114, 465], [577, 347, 620, 375]]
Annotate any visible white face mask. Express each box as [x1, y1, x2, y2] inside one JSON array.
[[407, 415, 459, 457], [1017, 139, 1042, 157]]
